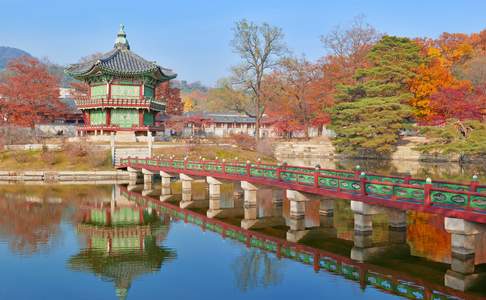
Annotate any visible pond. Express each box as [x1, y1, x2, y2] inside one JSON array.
[[0, 184, 484, 299]]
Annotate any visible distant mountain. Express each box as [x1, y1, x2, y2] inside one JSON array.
[[0, 46, 32, 69]]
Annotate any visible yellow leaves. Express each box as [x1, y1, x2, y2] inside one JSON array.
[[408, 42, 473, 119], [427, 47, 441, 59], [182, 96, 194, 112]]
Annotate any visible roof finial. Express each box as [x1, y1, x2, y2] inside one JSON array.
[[114, 24, 130, 50]]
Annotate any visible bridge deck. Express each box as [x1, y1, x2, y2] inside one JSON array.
[[119, 158, 486, 223]]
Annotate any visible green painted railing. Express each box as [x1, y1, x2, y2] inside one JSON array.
[[119, 157, 486, 214]]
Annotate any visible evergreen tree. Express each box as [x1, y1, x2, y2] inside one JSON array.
[[329, 36, 423, 156]]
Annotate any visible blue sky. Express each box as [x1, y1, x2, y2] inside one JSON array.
[[1, 0, 485, 85]]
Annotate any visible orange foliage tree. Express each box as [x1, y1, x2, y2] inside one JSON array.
[[266, 57, 329, 138], [0, 56, 63, 128], [408, 45, 471, 119]]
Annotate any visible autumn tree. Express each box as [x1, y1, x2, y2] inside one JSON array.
[[429, 85, 485, 121], [156, 81, 183, 116], [329, 36, 423, 155], [0, 56, 63, 129], [206, 78, 252, 112], [408, 46, 470, 118], [266, 56, 328, 138], [230, 19, 288, 140]]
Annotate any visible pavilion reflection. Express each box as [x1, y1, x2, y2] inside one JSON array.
[[68, 188, 176, 300]]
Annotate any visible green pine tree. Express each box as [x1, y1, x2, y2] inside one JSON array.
[[329, 36, 423, 156]]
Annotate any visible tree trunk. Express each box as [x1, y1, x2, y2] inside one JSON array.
[[255, 97, 261, 141]]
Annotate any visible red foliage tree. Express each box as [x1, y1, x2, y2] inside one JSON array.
[[0, 56, 63, 128], [265, 57, 330, 138], [429, 85, 485, 121], [69, 81, 89, 98], [155, 81, 183, 116]]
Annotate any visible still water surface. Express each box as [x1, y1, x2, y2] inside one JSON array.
[[0, 183, 484, 299]]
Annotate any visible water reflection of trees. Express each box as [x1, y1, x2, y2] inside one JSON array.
[[0, 199, 63, 254], [0, 185, 112, 255], [232, 249, 283, 291]]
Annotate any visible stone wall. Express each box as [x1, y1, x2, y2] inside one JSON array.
[[0, 170, 129, 183]]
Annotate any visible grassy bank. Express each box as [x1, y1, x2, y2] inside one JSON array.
[[0, 143, 274, 171], [152, 144, 276, 163], [0, 149, 113, 171]]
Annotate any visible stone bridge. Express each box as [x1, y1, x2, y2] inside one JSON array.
[[117, 157, 486, 291]]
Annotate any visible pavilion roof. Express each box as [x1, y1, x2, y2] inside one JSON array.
[[65, 25, 176, 81]]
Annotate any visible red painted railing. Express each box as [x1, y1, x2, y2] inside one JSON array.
[[119, 157, 486, 223], [74, 97, 165, 110]]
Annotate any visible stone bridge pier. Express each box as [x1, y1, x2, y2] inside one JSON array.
[[141, 168, 157, 196], [350, 201, 408, 262], [206, 177, 243, 219], [178, 174, 208, 209], [444, 217, 486, 291], [240, 181, 285, 230], [127, 167, 143, 192], [159, 171, 173, 196], [285, 190, 326, 242]]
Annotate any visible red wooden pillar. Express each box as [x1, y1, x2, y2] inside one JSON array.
[[139, 208, 144, 224], [138, 110, 144, 127], [106, 209, 111, 226], [106, 108, 111, 126], [107, 82, 112, 100], [221, 159, 226, 174], [314, 165, 320, 187], [85, 110, 91, 126], [246, 161, 251, 177], [424, 178, 432, 206]]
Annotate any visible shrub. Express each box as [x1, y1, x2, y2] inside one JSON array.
[[64, 140, 89, 158], [40, 150, 59, 165], [256, 139, 275, 158], [229, 133, 256, 150], [88, 149, 110, 168], [13, 151, 30, 163]]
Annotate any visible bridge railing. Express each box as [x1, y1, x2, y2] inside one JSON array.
[[120, 157, 486, 214]]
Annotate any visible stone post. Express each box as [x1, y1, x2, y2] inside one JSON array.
[[179, 173, 193, 208], [241, 181, 259, 229], [350, 201, 385, 261], [141, 168, 157, 196], [444, 217, 486, 291], [319, 198, 334, 216], [127, 167, 141, 186], [286, 189, 308, 242], [160, 170, 172, 196], [387, 208, 407, 244], [207, 176, 223, 218]]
